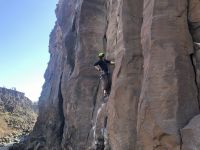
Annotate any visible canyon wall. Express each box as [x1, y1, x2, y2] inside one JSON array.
[[0, 87, 37, 146], [26, 0, 200, 149]]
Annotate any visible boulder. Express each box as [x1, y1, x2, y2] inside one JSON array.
[[181, 115, 200, 150]]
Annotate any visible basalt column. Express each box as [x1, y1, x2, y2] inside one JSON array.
[[60, 0, 108, 149], [107, 0, 143, 149], [137, 1, 200, 150]]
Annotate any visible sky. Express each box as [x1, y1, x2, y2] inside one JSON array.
[[0, 0, 57, 101]]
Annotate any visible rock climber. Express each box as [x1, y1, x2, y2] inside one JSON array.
[[94, 52, 115, 97]]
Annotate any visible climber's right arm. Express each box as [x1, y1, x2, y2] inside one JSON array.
[[94, 66, 101, 71]]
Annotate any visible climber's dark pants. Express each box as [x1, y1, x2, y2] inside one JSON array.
[[100, 73, 111, 95]]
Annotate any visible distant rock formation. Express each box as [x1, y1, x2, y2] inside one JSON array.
[[0, 87, 37, 147], [26, 0, 200, 149]]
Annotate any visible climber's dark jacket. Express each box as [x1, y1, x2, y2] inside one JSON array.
[[94, 59, 112, 95], [94, 59, 111, 73]]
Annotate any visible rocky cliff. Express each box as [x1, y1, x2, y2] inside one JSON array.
[[26, 0, 200, 149], [0, 87, 37, 146]]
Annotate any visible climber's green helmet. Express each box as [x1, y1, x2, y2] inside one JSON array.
[[98, 52, 105, 58]]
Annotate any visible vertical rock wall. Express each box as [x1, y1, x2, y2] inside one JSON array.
[[61, 0, 108, 149], [30, 22, 65, 149], [107, 0, 143, 149], [27, 0, 200, 150], [137, 0, 200, 149]]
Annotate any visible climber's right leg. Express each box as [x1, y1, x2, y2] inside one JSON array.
[[101, 74, 109, 98]]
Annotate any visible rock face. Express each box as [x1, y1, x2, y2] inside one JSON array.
[[27, 0, 200, 150], [137, 1, 200, 149], [181, 115, 200, 150]]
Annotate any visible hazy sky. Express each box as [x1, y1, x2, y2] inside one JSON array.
[[0, 0, 57, 101]]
